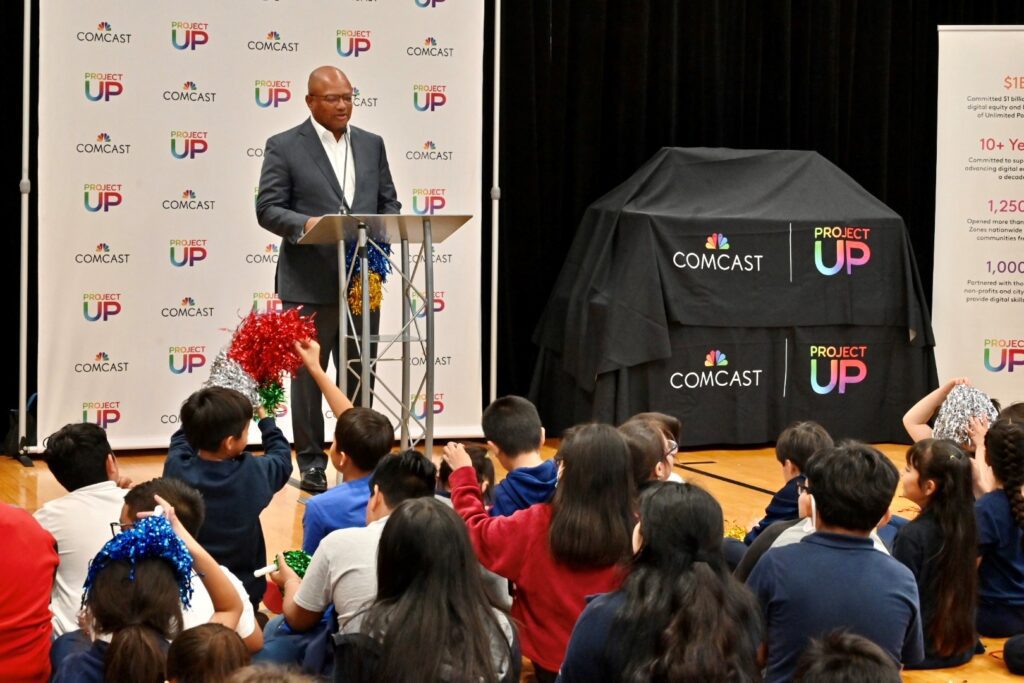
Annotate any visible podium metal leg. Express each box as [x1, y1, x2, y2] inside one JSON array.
[[423, 218, 435, 455], [338, 243, 348, 397], [401, 238, 411, 450], [359, 224, 371, 408]]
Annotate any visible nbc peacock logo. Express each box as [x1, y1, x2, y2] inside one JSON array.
[[74, 243, 130, 264], [160, 295, 215, 319], [670, 348, 762, 389], [407, 36, 455, 57], [76, 132, 131, 155], [246, 244, 279, 264], [674, 233, 763, 272], [406, 140, 453, 161], [74, 351, 129, 374], [164, 80, 216, 103], [77, 21, 132, 44], [705, 233, 730, 250], [248, 30, 299, 52], [704, 349, 728, 367]]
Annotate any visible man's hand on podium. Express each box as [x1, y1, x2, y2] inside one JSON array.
[[304, 216, 321, 234]]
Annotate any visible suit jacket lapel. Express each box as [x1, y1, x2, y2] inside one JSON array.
[[299, 120, 345, 206]]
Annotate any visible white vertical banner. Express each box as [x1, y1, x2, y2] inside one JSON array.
[[38, 0, 484, 449], [934, 27, 1024, 406]]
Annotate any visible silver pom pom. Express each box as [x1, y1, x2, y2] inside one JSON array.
[[933, 384, 1000, 446], [203, 349, 259, 407]]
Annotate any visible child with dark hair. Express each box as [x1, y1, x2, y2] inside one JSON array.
[[747, 442, 923, 682], [301, 407, 395, 554], [976, 417, 1024, 636], [1001, 402, 1024, 422], [617, 420, 666, 488], [559, 482, 762, 682], [34, 422, 130, 636], [51, 497, 243, 683], [437, 444, 495, 507], [445, 423, 634, 681], [0, 504, 58, 681], [123, 478, 263, 653], [745, 421, 833, 544], [892, 439, 979, 668], [481, 395, 557, 517], [793, 631, 901, 683], [167, 623, 251, 683], [338, 497, 518, 683], [622, 411, 683, 482], [257, 451, 437, 667], [164, 386, 292, 611]]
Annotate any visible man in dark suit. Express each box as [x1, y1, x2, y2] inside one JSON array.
[[256, 66, 400, 493]]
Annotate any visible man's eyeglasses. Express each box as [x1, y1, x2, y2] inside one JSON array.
[[109, 521, 134, 537], [309, 94, 353, 105]]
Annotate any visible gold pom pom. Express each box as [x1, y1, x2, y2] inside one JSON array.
[[724, 521, 747, 541], [347, 272, 384, 315]]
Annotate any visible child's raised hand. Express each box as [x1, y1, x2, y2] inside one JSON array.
[[944, 377, 971, 392], [442, 441, 473, 471], [968, 415, 990, 451], [293, 338, 321, 369], [137, 494, 194, 545]]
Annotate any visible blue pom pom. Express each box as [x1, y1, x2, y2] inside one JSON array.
[[344, 238, 393, 284], [84, 516, 195, 608]]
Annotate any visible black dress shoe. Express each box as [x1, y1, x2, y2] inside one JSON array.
[[300, 467, 328, 494]]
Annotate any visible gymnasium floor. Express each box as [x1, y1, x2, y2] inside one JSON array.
[[1, 441, 1013, 681]]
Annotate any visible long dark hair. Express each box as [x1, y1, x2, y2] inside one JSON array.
[[549, 423, 635, 567], [357, 497, 512, 683], [986, 418, 1024, 544], [906, 439, 977, 657], [615, 483, 762, 682], [87, 558, 183, 683]]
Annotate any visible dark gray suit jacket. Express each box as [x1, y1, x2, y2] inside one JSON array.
[[256, 119, 401, 304]]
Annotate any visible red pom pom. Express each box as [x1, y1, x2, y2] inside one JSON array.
[[227, 309, 318, 384]]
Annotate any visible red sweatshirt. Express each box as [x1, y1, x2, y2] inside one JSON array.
[[450, 466, 623, 672]]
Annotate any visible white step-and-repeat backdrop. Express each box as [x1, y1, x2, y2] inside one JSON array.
[[38, 0, 483, 448], [934, 27, 1024, 407]]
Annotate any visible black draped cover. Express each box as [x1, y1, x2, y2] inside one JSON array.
[[530, 148, 937, 445]]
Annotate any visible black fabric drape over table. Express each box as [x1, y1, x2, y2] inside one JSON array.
[[529, 148, 936, 445]]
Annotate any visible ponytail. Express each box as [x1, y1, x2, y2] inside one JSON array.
[[105, 624, 166, 683], [907, 439, 977, 657], [985, 419, 1024, 541]]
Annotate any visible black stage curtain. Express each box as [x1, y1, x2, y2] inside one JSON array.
[[494, 0, 1024, 399]]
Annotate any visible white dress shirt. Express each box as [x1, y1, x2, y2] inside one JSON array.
[[309, 115, 356, 210]]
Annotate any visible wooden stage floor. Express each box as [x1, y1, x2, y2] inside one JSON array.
[[1, 440, 1013, 681]]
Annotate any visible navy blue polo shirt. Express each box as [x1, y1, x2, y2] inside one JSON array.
[[976, 490, 1024, 606], [747, 531, 924, 683]]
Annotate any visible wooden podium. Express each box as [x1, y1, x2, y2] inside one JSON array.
[[299, 214, 472, 453]]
